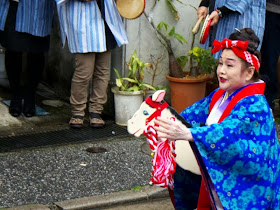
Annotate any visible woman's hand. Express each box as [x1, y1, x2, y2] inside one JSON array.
[[209, 10, 220, 26], [197, 6, 208, 19], [154, 117, 194, 142]]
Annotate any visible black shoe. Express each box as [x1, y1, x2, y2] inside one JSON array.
[[9, 98, 22, 117], [23, 107, 35, 117], [23, 111, 35, 118], [23, 102, 35, 118], [9, 107, 21, 117]]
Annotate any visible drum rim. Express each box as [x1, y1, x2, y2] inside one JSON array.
[[116, 0, 146, 19], [199, 14, 212, 44]]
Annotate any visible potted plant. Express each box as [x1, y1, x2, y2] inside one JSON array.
[[111, 50, 155, 126], [144, 2, 218, 112], [171, 42, 218, 111], [143, 54, 169, 98], [188, 45, 219, 96]]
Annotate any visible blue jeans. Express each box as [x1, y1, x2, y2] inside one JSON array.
[[260, 11, 280, 109]]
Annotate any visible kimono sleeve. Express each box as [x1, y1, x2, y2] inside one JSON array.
[[180, 90, 216, 127], [189, 95, 276, 175]]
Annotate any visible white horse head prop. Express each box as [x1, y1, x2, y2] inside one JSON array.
[[127, 90, 166, 137], [127, 90, 200, 176]]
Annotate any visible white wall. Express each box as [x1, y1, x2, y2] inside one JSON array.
[[124, 0, 201, 89], [0, 46, 9, 88]]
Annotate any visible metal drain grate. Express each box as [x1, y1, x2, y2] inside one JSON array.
[[0, 121, 129, 153]]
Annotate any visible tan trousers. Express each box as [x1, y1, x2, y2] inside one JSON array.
[[70, 51, 111, 116]]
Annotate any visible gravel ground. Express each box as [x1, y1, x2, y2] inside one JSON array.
[[0, 137, 152, 208]]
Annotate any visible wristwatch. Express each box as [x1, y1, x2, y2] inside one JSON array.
[[215, 9, 222, 18]]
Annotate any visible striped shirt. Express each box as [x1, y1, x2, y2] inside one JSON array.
[[0, 0, 55, 37], [202, 0, 266, 59], [56, 0, 128, 53]]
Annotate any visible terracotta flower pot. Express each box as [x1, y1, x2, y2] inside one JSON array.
[[166, 74, 209, 113]]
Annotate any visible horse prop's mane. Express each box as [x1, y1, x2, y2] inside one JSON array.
[[159, 100, 192, 128]]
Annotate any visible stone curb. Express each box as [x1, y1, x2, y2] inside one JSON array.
[[5, 204, 50, 210], [4, 186, 169, 210], [54, 185, 169, 210]]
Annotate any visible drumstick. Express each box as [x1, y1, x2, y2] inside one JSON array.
[[192, 16, 204, 34]]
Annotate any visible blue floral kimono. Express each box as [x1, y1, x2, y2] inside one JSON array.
[[179, 82, 280, 210]]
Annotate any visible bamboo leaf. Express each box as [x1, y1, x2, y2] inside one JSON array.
[[113, 68, 122, 80], [173, 33, 187, 44], [166, 0, 180, 21], [122, 78, 138, 83], [142, 83, 156, 90], [127, 86, 140, 91], [157, 21, 169, 31], [115, 79, 122, 87], [168, 26, 175, 36]]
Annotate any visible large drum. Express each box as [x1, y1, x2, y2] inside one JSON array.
[[116, 0, 145, 19], [199, 14, 212, 44]]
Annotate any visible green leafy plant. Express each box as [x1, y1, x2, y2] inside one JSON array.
[[144, 0, 218, 79], [157, 22, 188, 46], [114, 50, 156, 91], [155, 21, 188, 78], [188, 46, 218, 77]]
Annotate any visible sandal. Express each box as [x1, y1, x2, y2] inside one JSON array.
[[89, 112, 105, 128], [69, 115, 84, 128]]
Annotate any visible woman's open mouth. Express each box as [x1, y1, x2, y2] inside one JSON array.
[[219, 77, 227, 83]]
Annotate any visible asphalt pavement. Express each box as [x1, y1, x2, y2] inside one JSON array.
[[0, 85, 172, 210]]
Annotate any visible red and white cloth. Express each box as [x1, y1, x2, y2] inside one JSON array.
[[212, 38, 260, 71], [143, 125, 176, 189]]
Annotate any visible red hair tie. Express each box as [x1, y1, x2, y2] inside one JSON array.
[[212, 38, 260, 71]]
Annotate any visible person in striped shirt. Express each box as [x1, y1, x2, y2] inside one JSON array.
[[0, 0, 55, 117], [197, 0, 266, 59], [55, 0, 128, 128]]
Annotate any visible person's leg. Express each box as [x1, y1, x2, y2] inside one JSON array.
[[88, 50, 111, 127], [70, 53, 95, 127], [173, 165, 202, 210], [5, 50, 23, 117], [260, 11, 280, 109], [23, 52, 45, 117], [277, 57, 280, 102]]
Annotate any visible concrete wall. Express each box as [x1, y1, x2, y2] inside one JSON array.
[[124, 0, 201, 101]]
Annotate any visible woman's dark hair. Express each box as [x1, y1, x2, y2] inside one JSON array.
[[229, 28, 261, 81]]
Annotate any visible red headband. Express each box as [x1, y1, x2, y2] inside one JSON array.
[[212, 38, 260, 71]]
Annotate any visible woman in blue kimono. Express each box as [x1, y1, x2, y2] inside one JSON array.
[[155, 28, 280, 209], [0, 0, 54, 117]]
